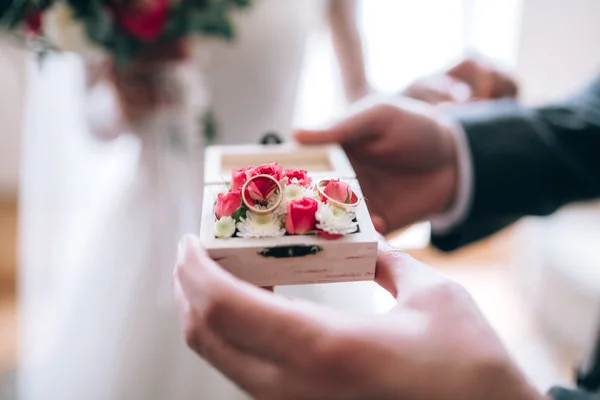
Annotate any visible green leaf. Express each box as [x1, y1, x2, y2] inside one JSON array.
[[1, 0, 29, 29], [232, 0, 251, 8], [232, 206, 247, 223]]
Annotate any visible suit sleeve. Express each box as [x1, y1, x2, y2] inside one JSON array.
[[547, 387, 599, 400], [432, 77, 600, 252]]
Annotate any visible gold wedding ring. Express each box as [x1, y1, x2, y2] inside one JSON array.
[[241, 174, 283, 215], [316, 179, 360, 210]]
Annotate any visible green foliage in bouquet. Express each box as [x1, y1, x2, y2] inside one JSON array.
[[0, 0, 251, 64]]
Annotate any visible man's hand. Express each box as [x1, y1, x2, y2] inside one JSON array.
[[173, 235, 542, 400], [295, 97, 460, 234]]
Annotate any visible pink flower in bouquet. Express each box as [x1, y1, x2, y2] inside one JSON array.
[[286, 198, 318, 235], [231, 166, 253, 190], [322, 179, 358, 204], [248, 163, 283, 181], [244, 176, 279, 205], [215, 188, 242, 219], [282, 169, 312, 186], [113, 0, 168, 41]]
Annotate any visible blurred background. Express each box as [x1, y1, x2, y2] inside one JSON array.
[[1, 0, 600, 398]]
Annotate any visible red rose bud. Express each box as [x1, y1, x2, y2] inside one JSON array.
[[322, 179, 358, 204], [25, 10, 43, 35], [244, 176, 279, 204], [283, 169, 312, 186], [248, 163, 283, 181], [286, 198, 318, 235], [113, 0, 168, 41], [231, 166, 253, 190], [215, 188, 242, 219]]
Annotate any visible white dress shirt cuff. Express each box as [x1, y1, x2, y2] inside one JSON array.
[[429, 121, 473, 235]]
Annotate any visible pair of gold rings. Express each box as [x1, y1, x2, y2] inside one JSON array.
[[241, 175, 360, 214]]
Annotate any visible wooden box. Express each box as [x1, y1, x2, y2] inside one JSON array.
[[200, 144, 378, 286]]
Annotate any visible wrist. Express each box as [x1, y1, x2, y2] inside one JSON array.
[[344, 82, 373, 104], [437, 120, 461, 214], [429, 117, 474, 234]]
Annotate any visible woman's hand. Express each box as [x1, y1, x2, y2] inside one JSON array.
[[109, 38, 191, 122], [403, 57, 519, 105], [173, 235, 542, 400]]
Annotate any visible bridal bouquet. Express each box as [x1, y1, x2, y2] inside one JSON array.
[[0, 0, 250, 63], [213, 163, 361, 240]]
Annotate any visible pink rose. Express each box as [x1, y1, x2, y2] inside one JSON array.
[[322, 179, 358, 204], [244, 176, 279, 205], [283, 169, 312, 186], [113, 0, 168, 41], [231, 166, 253, 190], [248, 163, 283, 181], [285, 198, 318, 235], [215, 188, 242, 219]]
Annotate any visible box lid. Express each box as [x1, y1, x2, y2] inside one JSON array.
[[204, 144, 355, 186]]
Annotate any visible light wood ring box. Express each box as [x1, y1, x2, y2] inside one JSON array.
[[200, 144, 378, 286]]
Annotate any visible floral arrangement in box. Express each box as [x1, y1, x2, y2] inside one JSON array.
[[0, 0, 251, 63], [213, 163, 361, 240]]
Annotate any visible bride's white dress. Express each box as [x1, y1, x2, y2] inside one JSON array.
[[19, 1, 378, 399]]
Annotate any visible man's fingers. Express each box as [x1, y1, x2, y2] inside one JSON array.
[[173, 235, 332, 369], [371, 214, 388, 234]]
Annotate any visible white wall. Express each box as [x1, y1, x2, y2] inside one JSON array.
[[0, 38, 25, 199], [516, 0, 600, 104], [513, 0, 600, 356]]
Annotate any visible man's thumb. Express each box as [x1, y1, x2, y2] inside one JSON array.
[[294, 98, 385, 145], [293, 128, 342, 145]]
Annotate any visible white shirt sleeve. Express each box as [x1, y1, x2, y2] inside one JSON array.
[[429, 121, 474, 235]]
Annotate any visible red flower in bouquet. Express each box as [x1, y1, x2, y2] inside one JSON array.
[[286, 198, 318, 235], [282, 169, 312, 186], [231, 166, 253, 190], [25, 10, 43, 35], [321, 179, 358, 204], [215, 188, 242, 219], [248, 163, 283, 181], [113, 0, 168, 41]]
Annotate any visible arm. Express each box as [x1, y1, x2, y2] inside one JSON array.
[[432, 77, 600, 251], [327, 0, 370, 103]]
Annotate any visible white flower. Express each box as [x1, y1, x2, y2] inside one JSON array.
[[266, 183, 316, 216], [43, 2, 105, 61], [236, 212, 285, 238], [282, 182, 315, 203], [214, 217, 236, 238], [315, 202, 358, 235]]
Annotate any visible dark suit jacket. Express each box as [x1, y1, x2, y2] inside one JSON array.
[[432, 77, 600, 399], [433, 77, 600, 251]]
